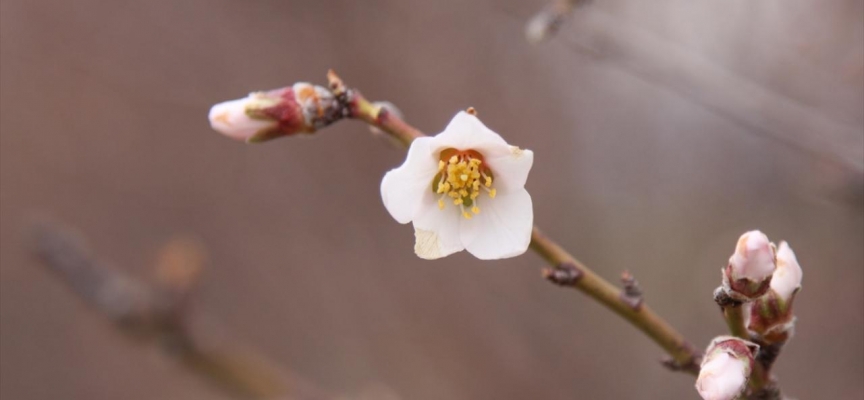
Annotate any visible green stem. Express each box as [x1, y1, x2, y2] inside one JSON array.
[[723, 304, 749, 339]]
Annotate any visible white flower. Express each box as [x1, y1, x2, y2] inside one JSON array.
[[771, 241, 803, 302], [380, 111, 534, 260], [696, 337, 757, 400], [728, 230, 776, 282]]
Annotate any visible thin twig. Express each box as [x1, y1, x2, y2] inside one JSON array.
[[530, 228, 700, 374], [713, 287, 749, 339], [326, 70, 702, 375]]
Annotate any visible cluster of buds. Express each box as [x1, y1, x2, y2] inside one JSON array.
[[746, 241, 804, 344], [698, 231, 804, 399], [696, 337, 759, 400], [717, 230, 804, 342], [208, 83, 342, 143]]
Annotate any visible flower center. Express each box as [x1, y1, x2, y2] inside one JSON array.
[[431, 148, 497, 219]]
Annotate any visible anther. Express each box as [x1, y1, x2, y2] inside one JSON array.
[[430, 149, 497, 220]]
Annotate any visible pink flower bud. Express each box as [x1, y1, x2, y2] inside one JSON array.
[[722, 230, 776, 300], [208, 94, 279, 142], [696, 336, 758, 400], [208, 83, 340, 143], [747, 241, 803, 342]]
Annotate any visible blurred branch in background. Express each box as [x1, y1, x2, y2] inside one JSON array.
[[528, 6, 864, 175], [31, 220, 333, 400], [524, 0, 589, 44]]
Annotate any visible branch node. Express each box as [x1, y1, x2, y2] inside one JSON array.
[[714, 286, 744, 308], [542, 262, 583, 286], [619, 270, 643, 310], [753, 340, 783, 372]]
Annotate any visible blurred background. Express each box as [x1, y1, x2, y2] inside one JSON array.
[[1, 0, 862, 398]]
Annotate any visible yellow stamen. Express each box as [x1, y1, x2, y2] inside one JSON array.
[[430, 149, 497, 219]]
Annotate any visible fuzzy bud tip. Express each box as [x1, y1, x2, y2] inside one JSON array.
[[771, 241, 803, 301], [723, 230, 777, 300], [696, 336, 758, 400]]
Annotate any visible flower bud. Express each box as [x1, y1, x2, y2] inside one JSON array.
[[208, 83, 340, 143], [770, 241, 803, 302], [722, 230, 776, 300], [696, 336, 758, 400], [747, 241, 803, 343]]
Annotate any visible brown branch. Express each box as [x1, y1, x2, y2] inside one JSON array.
[[325, 70, 702, 375], [31, 220, 333, 400], [531, 228, 700, 375]]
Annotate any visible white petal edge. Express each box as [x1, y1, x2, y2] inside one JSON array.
[[431, 111, 509, 153], [695, 352, 748, 400], [208, 96, 275, 141], [412, 197, 464, 260], [380, 137, 438, 224], [460, 188, 533, 260], [771, 241, 802, 300], [729, 230, 775, 281], [484, 147, 534, 194]]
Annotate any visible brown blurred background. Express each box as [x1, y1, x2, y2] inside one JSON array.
[[1, 0, 862, 399]]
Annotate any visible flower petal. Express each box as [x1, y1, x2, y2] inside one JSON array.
[[380, 137, 438, 224], [460, 188, 533, 260], [695, 352, 748, 400], [412, 200, 464, 259], [431, 111, 509, 152], [209, 96, 277, 142], [728, 230, 776, 281], [485, 147, 534, 194], [771, 241, 802, 301]]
